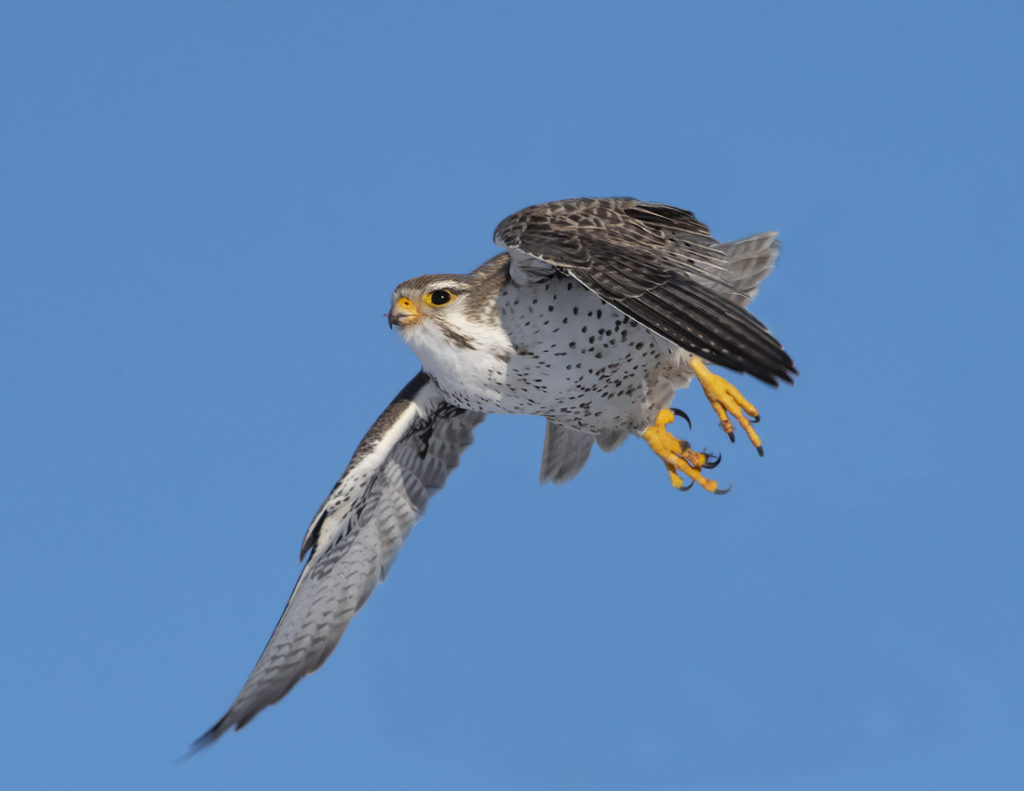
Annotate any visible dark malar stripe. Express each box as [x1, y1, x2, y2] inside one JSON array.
[[440, 325, 477, 350]]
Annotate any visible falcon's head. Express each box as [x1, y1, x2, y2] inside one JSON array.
[[387, 274, 471, 327], [388, 259, 512, 382], [388, 274, 493, 354], [389, 277, 466, 330]]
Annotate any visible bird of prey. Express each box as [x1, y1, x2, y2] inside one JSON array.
[[191, 197, 795, 752]]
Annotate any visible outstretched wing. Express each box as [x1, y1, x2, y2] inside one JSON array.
[[494, 197, 796, 385], [191, 372, 484, 752]]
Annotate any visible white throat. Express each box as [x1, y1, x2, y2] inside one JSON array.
[[398, 318, 514, 408]]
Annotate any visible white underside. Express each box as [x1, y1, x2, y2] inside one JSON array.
[[399, 277, 694, 443]]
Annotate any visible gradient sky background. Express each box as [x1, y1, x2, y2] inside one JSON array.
[[3, 2, 1022, 789]]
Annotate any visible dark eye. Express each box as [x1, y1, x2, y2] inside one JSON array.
[[427, 289, 454, 306]]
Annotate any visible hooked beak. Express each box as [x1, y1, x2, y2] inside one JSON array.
[[388, 296, 419, 328]]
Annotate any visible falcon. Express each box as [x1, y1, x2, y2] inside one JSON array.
[[191, 197, 796, 752]]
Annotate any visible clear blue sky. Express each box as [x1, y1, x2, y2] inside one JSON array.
[[3, 2, 1022, 789]]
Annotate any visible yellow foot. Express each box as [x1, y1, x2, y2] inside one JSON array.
[[690, 358, 764, 456], [642, 408, 729, 494]]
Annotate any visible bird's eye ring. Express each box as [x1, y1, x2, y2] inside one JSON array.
[[426, 289, 455, 307]]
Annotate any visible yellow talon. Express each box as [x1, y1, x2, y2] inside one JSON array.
[[690, 357, 763, 455], [642, 408, 723, 493]]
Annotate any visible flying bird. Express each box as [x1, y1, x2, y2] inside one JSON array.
[[191, 197, 796, 751]]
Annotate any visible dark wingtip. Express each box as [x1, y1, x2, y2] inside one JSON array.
[[755, 364, 797, 387], [752, 365, 782, 387], [178, 716, 230, 762], [778, 360, 799, 385]]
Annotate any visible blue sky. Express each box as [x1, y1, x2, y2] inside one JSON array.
[[3, 1, 1022, 789]]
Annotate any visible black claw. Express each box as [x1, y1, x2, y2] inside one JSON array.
[[703, 451, 721, 469], [749, 414, 761, 424], [713, 482, 733, 495], [671, 408, 692, 430], [756, 446, 764, 458], [677, 478, 694, 492], [727, 430, 735, 443]]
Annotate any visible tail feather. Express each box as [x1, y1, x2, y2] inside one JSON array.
[[715, 232, 781, 307], [539, 421, 594, 484]]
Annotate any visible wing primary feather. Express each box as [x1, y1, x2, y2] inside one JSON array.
[[655, 281, 794, 378], [639, 287, 793, 383]]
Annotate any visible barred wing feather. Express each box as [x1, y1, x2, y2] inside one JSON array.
[[495, 197, 795, 385], [191, 372, 484, 752]]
